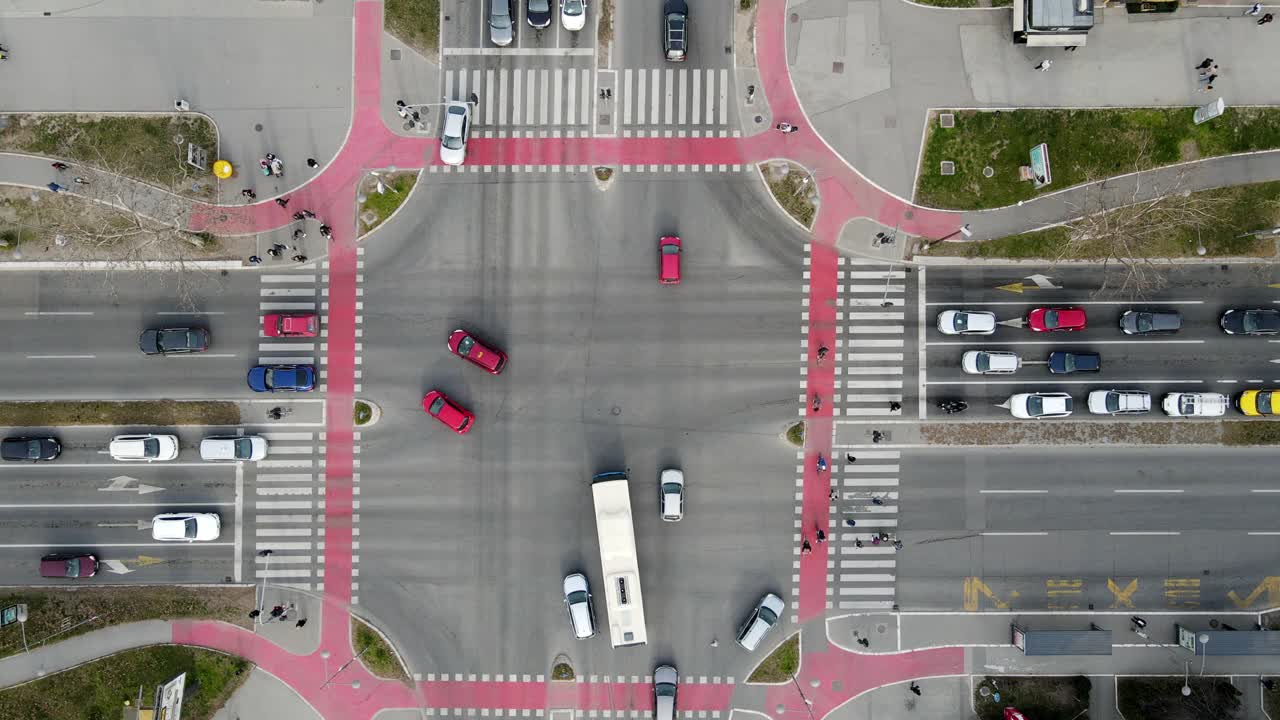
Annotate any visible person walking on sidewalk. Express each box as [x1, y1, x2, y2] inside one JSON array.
[[1247, 2, 1263, 15], [1195, 58, 1214, 70], [910, 682, 922, 696], [1034, 59, 1053, 71], [1259, 12, 1274, 24]]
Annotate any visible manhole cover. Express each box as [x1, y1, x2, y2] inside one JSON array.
[[254, 123, 263, 132], [754, 115, 763, 124], [940, 161, 955, 176], [940, 113, 955, 128], [833, 61, 844, 74], [790, 13, 799, 22], [983, 166, 994, 178], [390, 49, 401, 61], [600, 114, 611, 123]]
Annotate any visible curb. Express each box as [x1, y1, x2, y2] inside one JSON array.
[[914, 254, 1277, 266], [351, 615, 414, 684], [0, 260, 244, 271]]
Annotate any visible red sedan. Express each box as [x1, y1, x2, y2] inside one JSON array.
[[659, 236, 682, 284], [263, 313, 319, 338], [423, 390, 475, 435], [1026, 306, 1086, 332], [448, 329, 508, 375]]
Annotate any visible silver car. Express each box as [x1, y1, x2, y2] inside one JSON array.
[[562, 573, 597, 639], [736, 592, 785, 651], [489, 0, 515, 46], [653, 665, 678, 720], [659, 468, 684, 521]]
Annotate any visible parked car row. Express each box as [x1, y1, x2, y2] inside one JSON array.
[[38, 509, 224, 579], [3, 433, 268, 463], [139, 316, 320, 394], [488, 0, 588, 47], [962, 350, 1101, 375], [1006, 391, 1262, 418], [941, 307, 1280, 336]]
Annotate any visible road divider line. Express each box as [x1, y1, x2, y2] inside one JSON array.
[[25, 354, 95, 359], [1114, 489, 1184, 494], [23, 311, 94, 316], [1110, 531, 1180, 535], [979, 490, 1049, 494], [1247, 531, 1280, 535], [927, 379, 1203, 385], [925, 301, 1204, 306], [234, 462, 243, 583], [926, 340, 1206, 346], [0, 542, 234, 548], [982, 532, 1048, 536], [0, 502, 235, 509]]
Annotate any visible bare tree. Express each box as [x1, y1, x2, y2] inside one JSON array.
[[1055, 155, 1233, 297]]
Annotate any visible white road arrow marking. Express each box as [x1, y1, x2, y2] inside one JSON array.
[[98, 476, 163, 495], [101, 559, 133, 575], [1024, 273, 1062, 289]]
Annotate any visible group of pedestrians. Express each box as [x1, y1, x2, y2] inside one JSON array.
[[1194, 58, 1220, 92]]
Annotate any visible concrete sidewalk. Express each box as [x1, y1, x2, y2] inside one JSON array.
[[0, 620, 171, 689], [212, 667, 322, 720]]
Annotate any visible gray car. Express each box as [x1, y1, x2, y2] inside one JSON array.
[[1120, 309, 1182, 335], [653, 665, 678, 720], [489, 0, 515, 46]]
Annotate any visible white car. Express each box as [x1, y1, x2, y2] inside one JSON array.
[[659, 468, 684, 521], [561, 0, 586, 31], [152, 512, 221, 542], [199, 436, 269, 461], [439, 102, 471, 166], [562, 573, 597, 639], [1008, 392, 1073, 419], [937, 310, 996, 335], [961, 350, 1019, 375], [735, 592, 785, 651], [1162, 392, 1228, 417], [1087, 390, 1152, 415], [109, 434, 179, 462], [653, 665, 678, 720]]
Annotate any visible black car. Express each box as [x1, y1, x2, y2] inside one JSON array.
[[139, 327, 211, 355], [526, 0, 552, 28], [1, 436, 61, 462], [1048, 351, 1101, 374], [1221, 308, 1280, 335], [663, 0, 688, 62], [1119, 310, 1182, 335]]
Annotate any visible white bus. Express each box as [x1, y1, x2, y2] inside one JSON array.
[[591, 471, 648, 647]]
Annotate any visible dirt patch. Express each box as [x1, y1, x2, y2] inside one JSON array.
[[1179, 138, 1201, 161], [734, 1, 758, 68], [1118, 676, 1242, 720], [922, 421, 1226, 446], [0, 400, 239, 427], [760, 162, 817, 229]]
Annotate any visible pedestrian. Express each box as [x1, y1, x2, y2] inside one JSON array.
[[275, 197, 290, 208], [260, 159, 272, 176], [46, 182, 63, 193], [267, 247, 281, 258], [293, 229, 307, 241], [241, 188, 257, 200], [801, 538, 812, 555], [1201, 73, 1218, 85], [396, 104, 410, 119], [858, 637, 870, 648], [248, 609, 261, 620], [320, 225, 333, 239], [829, 488, 839, 501], [1264, 678, 1276, 690], [872, 497, 885, 506], [295, 618, 307, 628], [872, 430, 884, 443], [396, 99, 406, 110], [872, 536, 881, 545], [1195, 58, 1214, 70], [845, 518, 857, 527], [1259, 12, 1273, 23], [411, 111, 421, 123], [307, 158, 318, 169], [1201, 84, 1215, 92], [292, 254, 308, 262], [270, 605, 284, 618], [893, 540, 904, 550], [1199, 64, 1218, 77], [248, 255, 262, 264], [710, 638, 719, 648], [910, 682, 922, 696], [846, 453, 857, 463], [1247, 2, 1263, 15], [815, 528, 826, 543], [879, 532, 890, 541], [889, 401, 902, 412], [73, 177, 89, 185], [1034, 59, 1052, 72], [292, 211, 306, 222], [854, 538, 863, 548], [51, 162, 69, 171], [302, 209, 316, 219]]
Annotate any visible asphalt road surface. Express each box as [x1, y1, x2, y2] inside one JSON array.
[[354, 172, 806, 676], [897, 446, 1280, 611]]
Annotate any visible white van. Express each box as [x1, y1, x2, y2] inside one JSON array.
[[200, 436, 269, 461]]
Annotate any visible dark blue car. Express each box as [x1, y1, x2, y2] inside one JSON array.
[[247, 365, 316, 392]]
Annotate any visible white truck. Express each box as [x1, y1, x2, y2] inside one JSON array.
[[1162, 392, 1228, 417]]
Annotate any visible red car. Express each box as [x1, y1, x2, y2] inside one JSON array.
[[659, 236, 682, 284], [423, 390, 475, 435], [448, 329, 508, 375], [40, 554, 98, 579], [263, 313, 319, 338], [1026, 306, 1086, 332]]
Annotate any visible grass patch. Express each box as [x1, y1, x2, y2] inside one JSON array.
[[595, 166, 614, 182], [0, 586, 253, 661], [385, 0, 440, 56], [785, 421, 805, 447], [975, 676, 1090, 720], [1118, 676, 1241, 720], [354, 400, 373, 426], [552, 662, 575, 680], [761, 162, 816, 228], [911, 0, 981, 6], [359, 172, 417, 234], [352, 617, 409, 683], [1223, 421, 1280, 446], [0, 115, 217, 198], [927, 181, 1280, 259], [0, 645, 249, 720], [917, 108, 1280, 210], [1265, 678, 1280, 720], [739, 0, 757, 9], [598, 0, 615, 47], [0, 400, 239, 427], [747, 633, 799, 682]]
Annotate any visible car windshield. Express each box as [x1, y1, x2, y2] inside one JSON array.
[[1027, 396, 1044, 416], [1105, 394, 1120, 413], [661, 244, 680, 255], [457, 336, 476, 355], [1137, 314, 1153, 332], [1261, 391, 1275, 414], [975, 354, 991, 372], [142, 438, 159, 456], [656, 682, 676, 697], [1180, 396, 1195, 414], [567, 590, 588, 604], [457, 416, 471, 431], [491, 3, 511, 26], [159, 330, 181, 348], [953, 313, 969, 332], [429, 397, 446, 415], [662, 482, 682, 494], [182, 518, 197, 538], [1044, 310, 1059, 327], [1246, 312, 1280, 333], [234, 438, 252, 457], [530, 0, 549, 10], [64, 559, 79, 577], [758, 606, 778, 625], [564, 0, 584, 13]]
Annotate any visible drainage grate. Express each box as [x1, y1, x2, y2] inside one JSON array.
[[833, 61, 844, 74], [940, 113, 955, 128], [390, 49, 401, 61], [940, 161, 955, 176]]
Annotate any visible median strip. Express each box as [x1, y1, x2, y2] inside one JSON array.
[[0, 400, 239, 427], [922, 420, 1280, 446]]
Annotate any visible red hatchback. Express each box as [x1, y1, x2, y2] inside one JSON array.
[[423, 390, 475, 435], [448, 329, 508, 375], [659, 236, 682, 284], [263, 313, 319, 338], [1026, 306, 1087, 332], [40, 554, 98, 579]]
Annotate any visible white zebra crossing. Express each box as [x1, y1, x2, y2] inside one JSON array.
[[837, 260, 911, 416], [251, 431, 323, 590], [834, 449, 901, 610]]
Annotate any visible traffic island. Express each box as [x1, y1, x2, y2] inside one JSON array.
[[0, 586, 253, 661], [784, 421, 805, 447], [0, 645, 250, 720], [973, 676, 1090, 720], [1117, 676, 1241, 720], [759, 162, 816, 229], [593, 166, 615, 191], [921, 420, 1280, 447], [551, 655, 574, 681], [358, 171, 418, 235], [353, 399, 381, 427], [746, 633, 798, 682], [0, 400, 239, 427], [351, 617, 410, 684]]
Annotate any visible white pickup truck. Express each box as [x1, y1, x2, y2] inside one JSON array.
[[1162, 392, 1228, 417]]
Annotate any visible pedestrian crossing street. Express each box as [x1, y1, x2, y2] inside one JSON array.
[[834, 259, 910, 418], [830, 449, 900, 611], [442, 65, 734, 131]]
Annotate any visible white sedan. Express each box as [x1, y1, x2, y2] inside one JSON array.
[[152, 512, 221, 542], [1008, 392, 1074, 419], [439, 101, 471, 166], [109, 434, 179, 462], [937, 310, 996, 335], [1087, 390, 1151, 415], [961, 350, 1020, 375], [561, 0, 586, 31]]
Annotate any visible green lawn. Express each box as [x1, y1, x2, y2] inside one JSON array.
[[974, 676, 1091, 720], [0, 400, 239, 427], [927, 181, 1280, 259], [917, 108, 1280, 210], [0, 646, 250, 720], [1118, 677, 1241, 720], [359, 172, 418, 235], [385, 0, 440, 56], [760, 163, 816, 228], [747, 633, 799, 682], [353, 618, 409, 682]]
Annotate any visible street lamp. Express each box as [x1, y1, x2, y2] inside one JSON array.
[[321, 648, 368, 689], [1182, 661, 1192, 696], [255, 550, 273, 623], [1198, 633, 1211, 676]]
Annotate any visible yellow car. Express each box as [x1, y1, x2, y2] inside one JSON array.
[[1237, 389, 1279, 416]]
